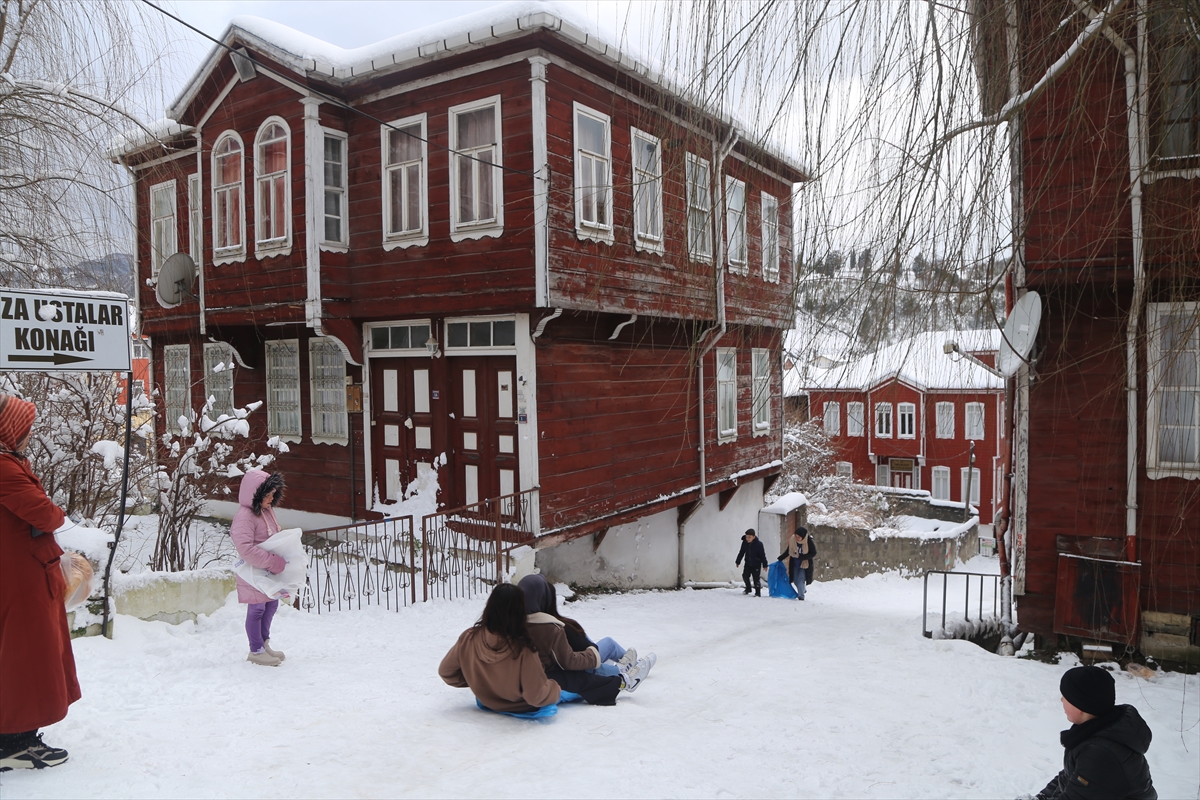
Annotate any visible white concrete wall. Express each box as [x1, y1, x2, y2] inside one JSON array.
[[535, 479, 765, 589]]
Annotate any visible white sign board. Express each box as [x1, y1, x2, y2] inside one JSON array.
[[1, 288, 132, 372]]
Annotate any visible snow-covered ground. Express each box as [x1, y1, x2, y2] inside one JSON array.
[[4, 559, 1197, 799]]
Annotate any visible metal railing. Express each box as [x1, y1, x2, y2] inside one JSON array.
[[299, 516, 417, 613], [421, 488, 539, 603], [922, 570, 1006, 639]]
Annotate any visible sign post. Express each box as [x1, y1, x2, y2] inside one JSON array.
[[2, 287, 134, 638]]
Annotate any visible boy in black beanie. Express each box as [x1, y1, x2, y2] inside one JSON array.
[[1035, 665, 1157, 799], [735, 529, 768, 596]]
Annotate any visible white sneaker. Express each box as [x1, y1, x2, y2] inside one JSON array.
[[615, 648, 637, 670], [620, 671, 643, 692], [621, 655, 655, 689]]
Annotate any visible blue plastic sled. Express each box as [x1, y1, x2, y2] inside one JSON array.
[[475, 690, 582, 720], [768, 561, 798, 599]]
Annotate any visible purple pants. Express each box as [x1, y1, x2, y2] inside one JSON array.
[[245, 600, 279, 652]]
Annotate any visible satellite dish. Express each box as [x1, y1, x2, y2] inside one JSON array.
[[997, 291, 1041, 377], [156, 253, 196, 306]]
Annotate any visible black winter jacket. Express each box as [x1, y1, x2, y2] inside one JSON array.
[[736, 536, 769, 571], [1036, 704, 1156, 800]]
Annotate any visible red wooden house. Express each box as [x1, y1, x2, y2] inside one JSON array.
[[789, 330, 1006, 525], [113, 3, 806, 585], [975, 0, 1199, 654]]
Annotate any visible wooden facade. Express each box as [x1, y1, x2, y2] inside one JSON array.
[[981, 1, 1200, 645], [116, 7, 805, 543]]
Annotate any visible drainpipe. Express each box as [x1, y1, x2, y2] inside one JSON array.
[[1072, 0, 1147, 561], [677, 501, 703, 589], [696, 127, 740, 501]]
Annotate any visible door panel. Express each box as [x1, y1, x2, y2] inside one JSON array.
[[448, 356, 519, 509], [371, 358, 437, 503]]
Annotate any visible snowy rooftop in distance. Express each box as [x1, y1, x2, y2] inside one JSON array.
[[786, 329, 1004, 396]]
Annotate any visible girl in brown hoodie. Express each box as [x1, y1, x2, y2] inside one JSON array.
[[439, 584, 560, 714]]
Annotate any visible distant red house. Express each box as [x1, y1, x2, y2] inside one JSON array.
[[975, 1, 1199, 652], [788, 330, 1006, 525], [112, 4, 806, 584], [116, 336, 151, 401]]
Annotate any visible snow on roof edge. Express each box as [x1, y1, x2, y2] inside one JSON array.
[[163, 1, 809, 178]]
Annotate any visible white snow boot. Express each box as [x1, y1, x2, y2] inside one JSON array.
[[262, 639, 286, 661], [247, 649, 281, 667]]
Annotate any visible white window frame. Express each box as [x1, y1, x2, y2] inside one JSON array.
[[725, 176, 748, 274], [449, 95, 504, 242], [936, 401, 955, 439], [847, 401, 865, 437], [368, 320, 435, 355], [965, 402, 985, 440], [380, 115, 428, 250], [631, 127, 663, 254], [752, 348, 771, 435], [163, 344, 191, 432], [309, 337, 348, 445], [999, 399, 1006, 440], [875, 402, 893, 438], [187, 173, 202, 269], [265, 339, 302, 443], [898, 402, 916, 439], [321, 128, 349, 250], [716, 347, 737, 443], [211, 130, 245, 264], [203, 342, 235, 421], [1146, 301, 1200, 478], [931, 466, 951, 500], [573, 103, 613, 243], [960, 467, 982, 506], [686, 153, 713, 263], [253, 117, 292, 257], [149, 180, 177, 281], [761, 192, 780, 283], [875, 462, 890, 487], [443, 316, 519, 356], [824, 401, 841, 437], [836, 461, 853, 479]]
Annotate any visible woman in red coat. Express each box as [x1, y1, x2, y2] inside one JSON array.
[[0, 393, 80, 772]]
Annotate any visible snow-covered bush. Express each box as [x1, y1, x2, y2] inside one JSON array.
[[1, 372, 154, 523], [771, 418, 896, 530], [153, 395, 287, 571]]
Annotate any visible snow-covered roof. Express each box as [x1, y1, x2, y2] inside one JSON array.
[[151, 1, 807, 177], [785, 329, 1003, 396]]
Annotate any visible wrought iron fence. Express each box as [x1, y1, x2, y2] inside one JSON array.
[[299, 516, 417, 613], [922, 570, 1007, 638], [421, 488, 539, 603]]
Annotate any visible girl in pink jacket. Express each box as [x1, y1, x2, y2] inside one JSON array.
[[230, 470, 288, 667]]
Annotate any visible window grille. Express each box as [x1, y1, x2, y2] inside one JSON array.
[[309, 338, 348, 443], [265, 340, 301, 439]]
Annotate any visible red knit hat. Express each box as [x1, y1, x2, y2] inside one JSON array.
[[0, 393, 37, 451]]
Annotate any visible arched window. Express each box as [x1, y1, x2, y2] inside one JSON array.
[[212, 132, 244, 257], [255, 118, 290, 248]]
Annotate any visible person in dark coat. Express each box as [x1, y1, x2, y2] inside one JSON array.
[[735, 528, 768, 596], [0, 394, 79, 772], [1035, 665, 1157, 800], [778, 526, 817, 601], [517, 574, 627, 705]]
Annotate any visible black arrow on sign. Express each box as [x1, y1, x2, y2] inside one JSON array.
[[7, 353, 93, 366]]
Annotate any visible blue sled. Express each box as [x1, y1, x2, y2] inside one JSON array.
[[475, 690, 583, 720], [768, 561, 798, 599]]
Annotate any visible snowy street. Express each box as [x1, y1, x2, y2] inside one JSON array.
[[3, 563, 1198, 799]]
